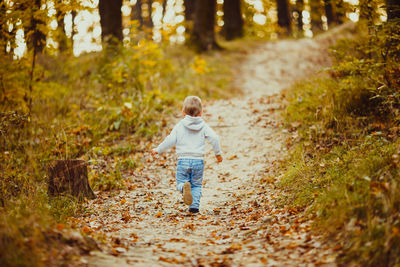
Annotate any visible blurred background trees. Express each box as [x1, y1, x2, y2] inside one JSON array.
[[1, 0, 394, 60], [0, 0, 395, 123], [0, 0, 396, 126]]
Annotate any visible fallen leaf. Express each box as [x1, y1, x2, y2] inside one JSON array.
[[228, 155, 238, 160], [222, 243, 242, 254]]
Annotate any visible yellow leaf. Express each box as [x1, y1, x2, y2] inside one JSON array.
[[228, 155, 238, 160]]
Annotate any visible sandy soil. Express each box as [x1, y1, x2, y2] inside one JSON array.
[[79, 29, 353, 266]]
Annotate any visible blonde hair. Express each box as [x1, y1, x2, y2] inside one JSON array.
[[183, 96, 202, 117]]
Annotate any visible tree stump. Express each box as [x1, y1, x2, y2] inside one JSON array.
[[48, 160, 95, 200]]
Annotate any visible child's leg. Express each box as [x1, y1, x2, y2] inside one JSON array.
[[176, 159, 190, 192], [189, 160, 204, 210]]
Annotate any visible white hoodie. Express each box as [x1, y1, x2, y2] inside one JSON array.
[[154, 115, 221, 159]]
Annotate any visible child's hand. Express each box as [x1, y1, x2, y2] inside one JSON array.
[[216, 155, 223, 163]]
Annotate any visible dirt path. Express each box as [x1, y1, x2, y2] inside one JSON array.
[[80, 31, 350, 266]]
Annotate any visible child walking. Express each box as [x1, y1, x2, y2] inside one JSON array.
[[152, 96, 222, 213]]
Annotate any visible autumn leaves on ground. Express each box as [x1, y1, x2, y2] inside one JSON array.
[[74, 32, 345, 266]]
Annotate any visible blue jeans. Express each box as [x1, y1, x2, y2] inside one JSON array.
[[176, 158, 204, 210]]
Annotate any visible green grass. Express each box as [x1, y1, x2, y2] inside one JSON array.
[[280, 21, 400, 266]]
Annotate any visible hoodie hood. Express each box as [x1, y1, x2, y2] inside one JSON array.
[[181, 115, 205, 131]]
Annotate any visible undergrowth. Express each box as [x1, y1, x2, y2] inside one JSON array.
[[281, 20, 400, 266], [0, 35, 245, 266]]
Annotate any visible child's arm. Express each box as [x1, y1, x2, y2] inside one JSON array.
[[153, 125, 178, 154], [204, 124, 222, 163]]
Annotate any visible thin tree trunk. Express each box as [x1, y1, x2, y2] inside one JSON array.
[[386, 0, 400, 20], [335, 0, 345, 24], [0, 0, 6, 53], [222, 0, 244, 40], [309, 0, 323, 33], [161, 0, 168, 28], [276, 0, 292, 35], [24, 0, 45, 113], [27, 40, 37, 116], [192, 0, 219, 51], [31, 0, 46, 53], [71, 10, 77, 51], [184, 0, 196, 37], [57, 9, 68, 52], [149, 0, 154, 28], [295, 0, 304, 34], [144, 0, 154, 28], [323, 0, 335, 26], [99, 0, 123, 43], [8, 25, 17, 56], [162, 0, 167, 18], [131, 0, 144, 29]]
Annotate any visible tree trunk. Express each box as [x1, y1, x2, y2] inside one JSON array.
[[30, 0, 46, 53], [99, 0, 123, 43], [323, 0, 335, 26], [0, 0, 6, 53], [184, 0, 196, 37], [162, 0, 167, 18], [222, 0, 244, 40], [309, 0, 323, 33], [48, 160, 95, 200], [71, 10, 77, 49], [8, 25, 17, 56], [131, 0, 144, 29], [192, 0, 219, 51], [386, 0, 400, 20], [57, 9, 68, 52], [335, 0, 345, 24], [184, 0, 196, 21], [144, 0, 154, 28], [276, 0, 292, 35], [295, 0, 304, 34]]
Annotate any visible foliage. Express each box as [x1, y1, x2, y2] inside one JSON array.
[[281, 21, 400, 266], [330, 21, 400, 118], [0, 30, 237, 266]]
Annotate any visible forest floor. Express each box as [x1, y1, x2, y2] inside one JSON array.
[[78, 29, 350, 266]]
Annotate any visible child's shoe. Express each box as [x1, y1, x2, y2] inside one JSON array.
[[183, 182, 193, 205], [189, 208, 199, 213]]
